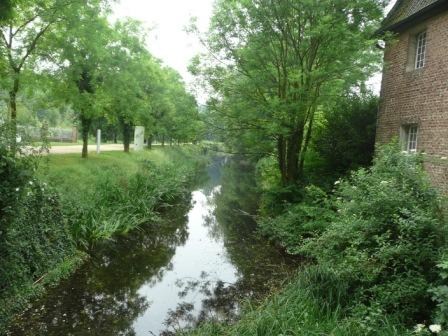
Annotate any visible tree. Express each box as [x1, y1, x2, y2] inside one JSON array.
[[313, 94, 378, 174], [194, 0, 385, 185], [0, 0, 13, 22], [0, 0, 84, 139], [46, 0, 112, 157], [102, 20, 155, 153]]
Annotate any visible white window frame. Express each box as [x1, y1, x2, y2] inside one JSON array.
[[403, 124, 418, 153], [415, 31, 427, 69]]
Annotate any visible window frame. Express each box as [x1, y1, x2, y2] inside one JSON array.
[[414, 31, 427, 69], [401, 124, 419, 153]]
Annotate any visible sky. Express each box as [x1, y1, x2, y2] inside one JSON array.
[[113, 0, 214, 103], [113, 0, 397, 104]]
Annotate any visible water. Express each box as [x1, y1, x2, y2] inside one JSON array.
[[8, 157, 297, 335]]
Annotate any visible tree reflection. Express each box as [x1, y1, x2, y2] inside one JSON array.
[[160, 158, 298, 335], [8, 199, 192, 336]]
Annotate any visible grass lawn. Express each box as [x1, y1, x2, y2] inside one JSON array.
[[40, 148, 185, 187], [38, 146, 205, 244]]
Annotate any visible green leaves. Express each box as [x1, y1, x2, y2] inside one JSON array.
[[197, 0, 386, 183]]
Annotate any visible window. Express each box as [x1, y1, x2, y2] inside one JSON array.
[[402, 125, 418, 153], [415, 31, 427, 69]]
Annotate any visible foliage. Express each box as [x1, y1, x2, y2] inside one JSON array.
[[182, 265, 412, 336], [313, 94, 378, 174], [259, 185, 335, 254], [0, 124, 77, 330], [1, 0, 203, 157], [301, 144, 447, 322], [193, 0, 385, 184], [42, 147, 206, 246], [429, 256, 448, 326]]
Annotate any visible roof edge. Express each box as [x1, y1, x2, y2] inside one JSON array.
[[377, 0, 448, 35]]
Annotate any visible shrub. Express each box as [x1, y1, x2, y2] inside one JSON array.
[[313, 94, 378, 175], [0, 124, 76, 329], [259, 185, 335, 254], [301, 144, 447, 322]]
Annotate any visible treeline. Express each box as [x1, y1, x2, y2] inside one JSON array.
[[0, 0, 204, 157]]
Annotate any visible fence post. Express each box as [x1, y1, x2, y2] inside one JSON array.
[[96, 129, 101, 154]]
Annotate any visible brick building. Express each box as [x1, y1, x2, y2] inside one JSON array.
[[376, 0, 448, 192]]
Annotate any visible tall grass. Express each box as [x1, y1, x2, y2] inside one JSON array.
[[183, 266, 411, 336], [41, 146, 206, 246]]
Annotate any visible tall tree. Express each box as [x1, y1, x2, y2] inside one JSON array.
[[0, 0, 83, 138], [103, 19, 154, 153], [194, 0, 385, 184], [47, 0, 112, 157]]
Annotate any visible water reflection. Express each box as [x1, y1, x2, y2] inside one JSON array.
[[8, 156, 297, 336]]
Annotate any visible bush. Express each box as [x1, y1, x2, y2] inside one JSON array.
[[259, 185, 335, 254], [0, 125, 76, 329], [301, 144, 447, 322], [313, 94, 378, 174]]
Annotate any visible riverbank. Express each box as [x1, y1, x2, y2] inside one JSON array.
[[6, 156, 299, 336], [183, 146, 448, 335], [1, 146, 207, 333]]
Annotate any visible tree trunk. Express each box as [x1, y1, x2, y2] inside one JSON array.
[[285, 131, 301, 183], [113, 132, 118, 144], [299, 110, 316, 174], [147, 135, 153, 149], [81, 116, 91, 159], [122, 122, 132, 153], [277, 135, 287, 185], [161, 135, 165, 147], [8, 74, 19, 149]]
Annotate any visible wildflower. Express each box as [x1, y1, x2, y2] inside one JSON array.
[[429, 324, 442, 333], [15, 187, 20, 192], [334, 180, 341, 185], [380, 181, 388, 185], [414, 324, 425, 333], [29, 181, 33, 185], [441, 157, 447, 160], [27, 191, 32, 196]]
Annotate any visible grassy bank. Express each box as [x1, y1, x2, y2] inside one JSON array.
[[184, 266, 411, 336], [183, 146, 448, 335], [1, 145, 206, 332], [40, 146, 206, 246]]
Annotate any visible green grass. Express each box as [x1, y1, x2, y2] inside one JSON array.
[[183, 266, 412, 336], [39, 146, 206, 245]]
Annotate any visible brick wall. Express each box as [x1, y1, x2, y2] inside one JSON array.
[[376, 10, 448, 192]]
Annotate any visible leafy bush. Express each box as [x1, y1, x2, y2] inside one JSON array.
[[429, 256, 448, 326], [259, 185, 335, 254], [313, 94, 378, 174], [0, 125, 76, 329], [301, 144, 447, 322]]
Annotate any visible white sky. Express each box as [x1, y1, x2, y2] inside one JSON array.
[[113, 0, 397, 103], [113, 0, 214, 103]]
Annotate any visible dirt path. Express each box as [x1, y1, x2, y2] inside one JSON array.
[[49, 144, 124, 154]]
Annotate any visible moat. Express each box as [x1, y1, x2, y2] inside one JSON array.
[[8, 157, 297, 335]]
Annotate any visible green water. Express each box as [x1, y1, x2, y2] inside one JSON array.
[[8, 157, 297, 335]]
